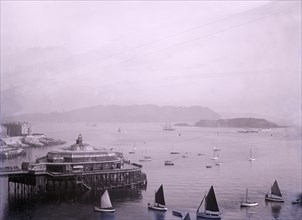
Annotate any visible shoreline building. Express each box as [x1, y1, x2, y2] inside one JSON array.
[[3, 134, 147, 199], [1, 122, 29, 137]]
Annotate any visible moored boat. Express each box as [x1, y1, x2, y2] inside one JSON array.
[[248, 149, 256, 161], [163, 123, 175, 131], [164, 160, 174, 166], [139, 158, 151, 162], [292, 198, 301, 204], [265, 180, 284, 202], [172, 210, 183, 217], [240, 189, 258, 207], [148, 185, 168, 211], [94, 190, 115, 212], [170, 151, 180, 154], [196, 185, 221, 219]]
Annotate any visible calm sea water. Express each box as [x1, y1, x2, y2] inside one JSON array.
[[0, 122, 301, 220]]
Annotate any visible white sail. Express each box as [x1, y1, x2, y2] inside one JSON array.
[[101, 190, 113, 209]]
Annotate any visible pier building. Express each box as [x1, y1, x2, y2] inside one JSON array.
[[1, 134, 147, 200]]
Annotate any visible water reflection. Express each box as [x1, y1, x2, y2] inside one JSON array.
[[242, 206, 258, 220], [150, 210, 166, 220], [268, 202, 282, 219], [98, 212, 115, 220]]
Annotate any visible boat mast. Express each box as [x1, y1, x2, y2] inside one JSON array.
[[246, 189, 248, 203]]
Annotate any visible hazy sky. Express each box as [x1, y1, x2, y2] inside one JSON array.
[[1, 1, 301, 123]]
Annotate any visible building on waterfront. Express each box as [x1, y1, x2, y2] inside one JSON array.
[[22, 134, 125, 173], [3, 134, 147, 197], [0, 125, 8, 137], [1, 122, 29, 137]]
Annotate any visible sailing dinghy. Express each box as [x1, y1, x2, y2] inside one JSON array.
[[196, 185, 221, 219], [94, 190, 115, 212], [240, 188, 258, 207], [148, 185, 168, 211], [248, 149, 256, 161], [265, 180, 284, 202]]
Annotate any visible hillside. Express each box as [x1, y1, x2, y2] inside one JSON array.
[[5, 105, 220, 123]]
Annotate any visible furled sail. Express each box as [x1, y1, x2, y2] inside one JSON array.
[[205, 185, 219, 212], [271, 180, 282, 197], [155, 185, 166, 206], [101, 190, 113, 209]]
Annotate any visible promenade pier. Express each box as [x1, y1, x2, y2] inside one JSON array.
[[0, 135, 147, 200]]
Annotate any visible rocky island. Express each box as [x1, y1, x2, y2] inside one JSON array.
[[175, 118, 283, 129]]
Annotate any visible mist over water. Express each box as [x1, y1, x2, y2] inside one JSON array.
[[1, 122, 301, 220]]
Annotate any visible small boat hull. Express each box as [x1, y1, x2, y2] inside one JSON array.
[[94, 207, 115, 212], [240, 202, 258, 207], [265, 197, 284, 202], [196, 211, 221, 219], [172, 210, 183, 217], [164, 161, 174, 166], [148, 204, 167, 211], [292, 199, 301, 204]]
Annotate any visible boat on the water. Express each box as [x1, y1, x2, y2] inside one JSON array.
[[196, 185, 221, 219], [148, 185, 168, 211], [248, 149, 256, 161], [94, 190, 115, 212], [170, 151, 180, 154], [211, 148, 219, 160], [292, 198, 301, 204], [129, 145, 136, 154], [164, 160, 174, 166], [265, 180, 284, 202], [163, 123, 175, 131], [172, 210, 183, 217], [139, 158, 151, 162], [212, 146, 220, 151], [240, 189, 258, 207], [0, 147, 25, 159], [215, 152, 223, 166]]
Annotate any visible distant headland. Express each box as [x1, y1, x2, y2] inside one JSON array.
[[3, 105, 220, 123], [175, 118, 283, 129]]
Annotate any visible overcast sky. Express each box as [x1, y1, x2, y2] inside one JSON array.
[[1, 1, 301, 123]]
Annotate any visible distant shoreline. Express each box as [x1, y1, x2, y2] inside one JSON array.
[[174, 117, 285, 129]]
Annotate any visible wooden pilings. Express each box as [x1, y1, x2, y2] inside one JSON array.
[[7, 170, 147, 201]]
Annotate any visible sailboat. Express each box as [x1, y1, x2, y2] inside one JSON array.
[[148, 185, 168, 211], [211, 148, 219, 160], [94, 190, 115, 212], [172, 210, 183, 217], [240, 188, 258, 207], [265, 180, 284, 202], [163, 122, 175, 131], [248, 149, 256, 161], [129, 144, 136, 154], [215, 152, 223, 166], [196, 186, 221, 219]]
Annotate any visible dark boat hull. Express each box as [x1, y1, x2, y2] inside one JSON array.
[[148, 204, 167, 211], [94, 207, 115, 212], [265, 197, 284, 202]]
